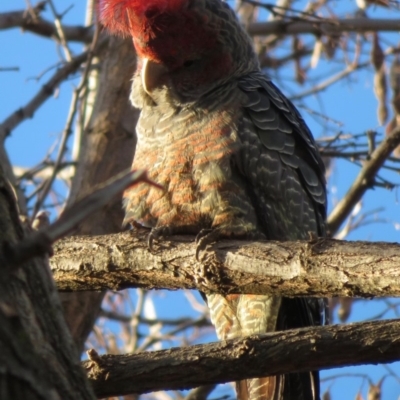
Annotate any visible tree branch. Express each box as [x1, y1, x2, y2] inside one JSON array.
[[84, 319, 400, 398], [4, 170, 158, 268], [51, 231, 400, 297], [327, 126, 400, 235], [0, 6, 92, 43], [0, 49, 98, 141], [2, 7, 400, 43], [247, 18, 400, 36], [0, 114, 95, 400]]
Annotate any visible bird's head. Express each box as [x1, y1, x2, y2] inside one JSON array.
[[99, 0, 257, 103]]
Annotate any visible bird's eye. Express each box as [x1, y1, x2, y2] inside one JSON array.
[[183, 60, 196, 68], [144, 6, 159, 19]]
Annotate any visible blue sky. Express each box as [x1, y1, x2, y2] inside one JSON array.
[[2, 1, 400, 399]]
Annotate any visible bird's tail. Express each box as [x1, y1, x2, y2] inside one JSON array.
[[273, 297, 322, 400], [236, 375, 283, 400], [207, 294, 283, 400], [206, 294, 322, 400]]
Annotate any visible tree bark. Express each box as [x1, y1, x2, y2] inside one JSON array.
[[0, 150, 94, 399], [247, 18, 400, 36], [52, 231, 400, 297], [60, 36, 138, 353], [84, 319, 400, 398], [2, 10, 400, 41]]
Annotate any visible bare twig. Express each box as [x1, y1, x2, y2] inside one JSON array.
[[290, 61, 366, 101], [243, 0, 328, 21], [46, 0, 73, 61], [127, 289, 146, 352], [184, 385, 216, 400], [14, 162, 75, 183], [0, 51, 90, 141], [328, 126, 400, 235], [0, 7, 92, 43], [3, 170, 161, 268], [32, 22, 101, 216], [0, 66, 19, 72], [137, 316, 210, 352]]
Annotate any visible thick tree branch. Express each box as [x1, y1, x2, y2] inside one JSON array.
[[51, 231, 400, 297], [247, 18, 400, 36], [2, 7, 400, 42], [0, 125, 95, 400], [84, 319, 400, 398], [60, 36, 138, 352], [328, 126, 400, 234]]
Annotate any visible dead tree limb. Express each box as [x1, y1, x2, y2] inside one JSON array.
[[51, 231, 400, 297], [2, 8, 400, 42], [84, 319, 400, 398], [247, 18, 400, 36], [328, 126, 400, 234]]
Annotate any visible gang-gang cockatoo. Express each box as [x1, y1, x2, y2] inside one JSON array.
[[100, 1, 327, 399]]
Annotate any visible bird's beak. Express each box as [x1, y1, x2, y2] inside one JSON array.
[[141, 58, 168, 96]]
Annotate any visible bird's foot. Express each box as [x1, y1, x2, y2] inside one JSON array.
[[195, 227, 264, 260], [195, 228, 222, 261], [148, 225, 173, 250]]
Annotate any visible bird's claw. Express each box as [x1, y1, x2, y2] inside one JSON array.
[[148, 226, 172, 250], [195, 228, 220, 261]]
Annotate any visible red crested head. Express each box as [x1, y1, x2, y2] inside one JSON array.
[[100, 0, 257, 101], [99, 0, 220, 64], [99, 0, 187, 37]]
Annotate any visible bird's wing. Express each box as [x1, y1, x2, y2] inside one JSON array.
[[236, 72, 326, 242], [235, 72, 328, 400]]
